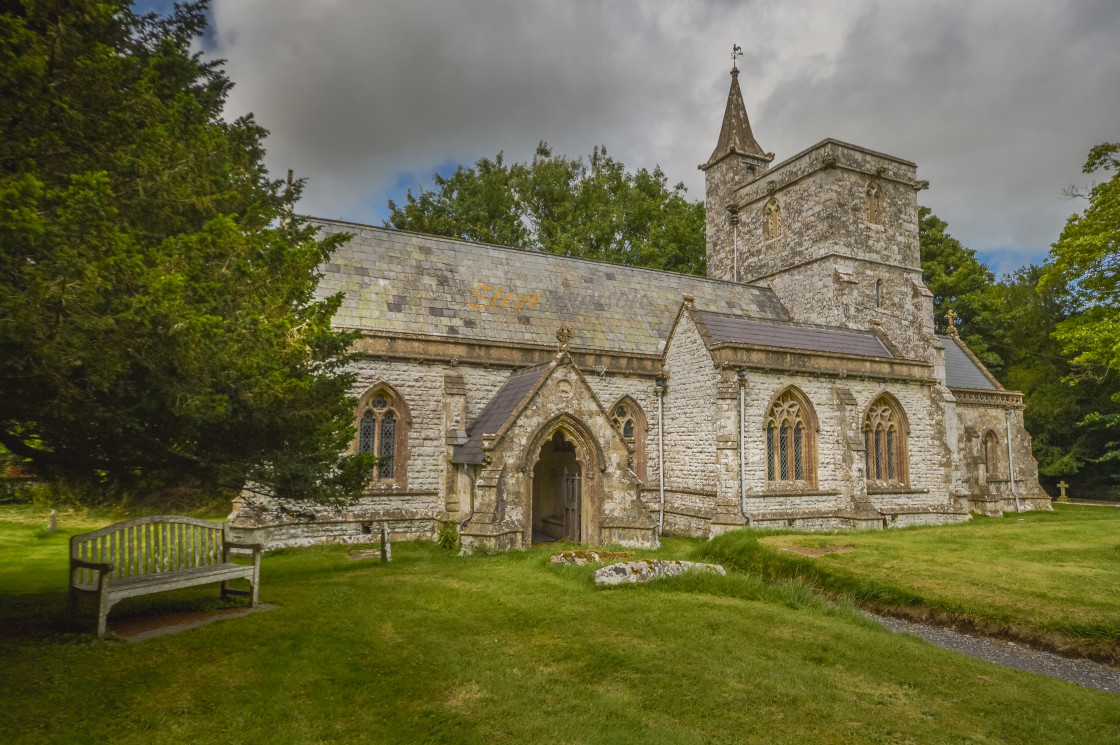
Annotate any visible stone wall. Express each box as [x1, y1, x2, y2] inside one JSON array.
[[661, 312, 719, 501]]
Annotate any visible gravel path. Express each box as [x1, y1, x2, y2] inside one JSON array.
[[869, 613, 1120, 695]]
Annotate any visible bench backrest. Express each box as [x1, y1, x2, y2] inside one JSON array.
[[70, 516, 229, 584]]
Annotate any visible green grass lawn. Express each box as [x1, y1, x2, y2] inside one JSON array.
[[1, 505, 1118, 744], [699, 504, 1120, 663]]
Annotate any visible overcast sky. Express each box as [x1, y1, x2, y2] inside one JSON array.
[[141, 0, 1119, 275]]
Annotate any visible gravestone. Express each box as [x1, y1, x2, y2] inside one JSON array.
[[1056, 481, 1070, 503]]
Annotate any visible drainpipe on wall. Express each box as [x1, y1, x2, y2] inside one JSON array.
[[1005, 409, 1020, 513], [729, 207, 740, 283], [656, 378, 667, 535]]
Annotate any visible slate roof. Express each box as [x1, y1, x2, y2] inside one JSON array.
[[696, 311, 893, 358], [451, 365, 549, 464], [313, 219, 790, 356], [939, 335, 997, 390], [703, 68, 767, 168]]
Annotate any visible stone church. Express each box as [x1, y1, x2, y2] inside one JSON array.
[[231, 64, 1049, 550]]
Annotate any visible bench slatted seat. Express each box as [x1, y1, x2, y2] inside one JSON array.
[[68, 516, 261, 638]]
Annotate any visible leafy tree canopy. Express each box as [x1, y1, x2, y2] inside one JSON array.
[[387, 143, 707, 275], [0, 1, 371, 507]]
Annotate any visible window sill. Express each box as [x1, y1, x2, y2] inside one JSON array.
[[867, 485, 928, 495], [760, 488, 839, 498]]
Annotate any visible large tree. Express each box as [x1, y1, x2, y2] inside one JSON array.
[[0, 1, 370, 507], [387, 143, 707, 275], [1039, 142, 1120, 469]]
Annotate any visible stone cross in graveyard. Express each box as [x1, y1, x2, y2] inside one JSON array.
[[1056, 480, 1070, 503]]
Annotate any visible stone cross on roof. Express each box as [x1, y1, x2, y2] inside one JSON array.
[[946, 309, 959, 337]]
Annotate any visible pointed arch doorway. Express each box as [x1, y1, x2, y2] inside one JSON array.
[[531, 430, 583, 543]]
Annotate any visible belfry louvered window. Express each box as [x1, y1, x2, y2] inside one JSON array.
[[864, 394, 908, 487], [765, 389, 816, 487]]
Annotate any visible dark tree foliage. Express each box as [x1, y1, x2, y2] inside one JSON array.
[[0, 1, 372, 507], [387, 143, 707, 276], [918, 206, 1004, 371]]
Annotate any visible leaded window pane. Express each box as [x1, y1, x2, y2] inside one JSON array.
[[372, 395, 387, 410], [794, 426, 803, 480], [359, 411, 376, 453], [874, 428, 882, 480], [767, 424, 775, 481], [983, 437, 989, 470], [780, 425, 790, 480], [864, 429, 870, 478], [616, 405, 628, 419], [623, 419, 634, 438], [886, 429, 895, 480], [378, 412, 396, 479]]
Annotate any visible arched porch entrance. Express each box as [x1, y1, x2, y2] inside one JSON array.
[[531, 430, 583, 543]]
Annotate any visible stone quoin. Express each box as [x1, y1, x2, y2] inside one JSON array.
[[229, 56, 1049, 550]]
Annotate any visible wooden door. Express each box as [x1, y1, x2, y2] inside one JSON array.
[[563, 471, 581, 543]]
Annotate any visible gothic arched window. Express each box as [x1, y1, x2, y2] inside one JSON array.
[[355, 385, 410, 485], [763, 198, 782, 241], [765, 388, 817, 487], [863, 394, 908, 487], [611, 397, 648, 482], [867, 181, 884, 225]]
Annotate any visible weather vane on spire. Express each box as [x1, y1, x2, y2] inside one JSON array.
[[731, 43, 743, 71]]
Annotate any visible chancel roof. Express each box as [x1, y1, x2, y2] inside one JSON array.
[[451, 365, 549, 464], [939, 335, 998, 390], [696, 310, 893, 358], [313, 219, 790, 356]]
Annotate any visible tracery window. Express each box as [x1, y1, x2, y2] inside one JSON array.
[[611, 397, 647, 481], [763, 198, 782, 240], [863, 394, 908, 486], [867, 181, 884, 224], [765, 388, 817, 487], [355, 386, 409, 485]]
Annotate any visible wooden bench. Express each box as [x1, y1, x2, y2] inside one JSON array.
[[68, 516, 261, 638]]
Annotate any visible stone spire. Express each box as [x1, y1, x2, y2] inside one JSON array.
[[701, 66, 767, 170]]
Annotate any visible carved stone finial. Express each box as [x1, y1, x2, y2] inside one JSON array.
[[946, 309, 959, 337], [682, 294, 695, 307], [556, 325, 574, 353]]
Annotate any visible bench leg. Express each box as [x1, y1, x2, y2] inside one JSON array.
[[250, 575, 259, 607], [96, 594, 113, 639]]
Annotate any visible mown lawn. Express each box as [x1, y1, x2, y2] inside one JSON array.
[[700, 504, 1120, 662], [1, 505, 1118, 745]]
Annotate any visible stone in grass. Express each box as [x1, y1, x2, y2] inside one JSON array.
[[592, 559, 726, 586], [550, 550, 634, 566]]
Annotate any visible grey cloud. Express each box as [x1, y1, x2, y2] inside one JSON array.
[[208, 0, 1119, 273]]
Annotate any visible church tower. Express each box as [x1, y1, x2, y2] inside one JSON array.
[[700, 57, 773, 283]]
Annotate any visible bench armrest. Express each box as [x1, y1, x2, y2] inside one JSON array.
[[224, 541, 262, 551], [71, 559, 114, 573]]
